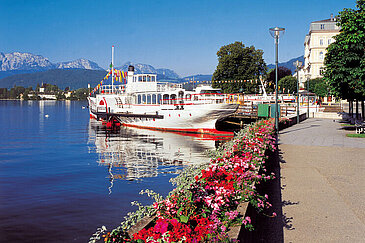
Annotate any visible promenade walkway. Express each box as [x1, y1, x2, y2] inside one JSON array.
[[279, 118, 365, 242]]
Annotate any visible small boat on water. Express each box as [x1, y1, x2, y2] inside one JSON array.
[[87, 47, 239, 135]]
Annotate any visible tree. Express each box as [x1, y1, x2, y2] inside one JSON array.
[[304, 78, 330, 97], [267, 67, 292, 83], [278, 76, 297, 94], [323, 0, 365, 119], [212, 41, 266, 93], [265, 67, 292, 94], [314, 82, 330, 98]]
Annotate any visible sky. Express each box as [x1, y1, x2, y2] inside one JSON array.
[[0, 0, 356, 77]]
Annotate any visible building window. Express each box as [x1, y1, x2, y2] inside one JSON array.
[[320, 67, 325, 76], [328, 39, 332, 45], [319, 51, 324, 60], [320, 39, 324, 46], [320, 24, 325, 29]]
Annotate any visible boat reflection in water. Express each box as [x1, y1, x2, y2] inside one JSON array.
[[88, 121, 232, 193]]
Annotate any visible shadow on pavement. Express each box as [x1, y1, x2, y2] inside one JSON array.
[[279, 124, 320, 135], [237, 148, 298, 242]]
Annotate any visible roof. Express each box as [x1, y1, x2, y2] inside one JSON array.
[[312, 18, 337, 23]]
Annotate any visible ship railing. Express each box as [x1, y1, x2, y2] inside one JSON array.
[[99, 85, 126, 94], [156, 83, 181, 92], [161, 94, 229, 105]]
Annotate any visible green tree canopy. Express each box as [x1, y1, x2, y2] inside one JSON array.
[[267, 66, 292, 83], [304, 78, 330, 97], [323, 0, 365, 100], [278, 76, 297, 94], [212, 41, 266, 93]]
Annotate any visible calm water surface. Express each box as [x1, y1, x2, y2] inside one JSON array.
[[0, 100, 220, 243]]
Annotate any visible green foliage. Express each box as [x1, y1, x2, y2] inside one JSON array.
[[314, 82, 330, 97], [0, 88, 8, 99], [304, 78, 330, 97], [266, 67, 292, 93], [346, 133, 365, 138], [70, 88, 89, 100], [323, 0, 365, 100], [0, 85, 88, 100], [212, 41, 267, 93], [278, 76, 297, 94]]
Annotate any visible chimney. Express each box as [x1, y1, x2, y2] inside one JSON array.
[[330, 13, 334, 21]]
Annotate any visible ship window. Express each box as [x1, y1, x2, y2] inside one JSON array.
[[163, 94, 169, 104], [147, 94, 151, 104], [137, 95, 141, 104], [152, 94, 157, 104], [158, 94, 162, 104], [171, 94, 177, 104]]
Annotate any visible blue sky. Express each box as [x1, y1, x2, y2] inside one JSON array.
[[0, 0, 355, 77]]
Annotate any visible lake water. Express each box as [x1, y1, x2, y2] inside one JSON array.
[[0, 100, 221, 242]]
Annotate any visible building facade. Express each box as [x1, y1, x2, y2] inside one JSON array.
[[303, 14, 340, 86]]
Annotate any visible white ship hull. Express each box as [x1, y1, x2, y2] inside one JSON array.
[[88, 64, 238, 135], [88, 95, 238, 135]]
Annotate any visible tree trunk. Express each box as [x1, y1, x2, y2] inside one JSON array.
[[362, 100, 364, 121], [349, 100, 351, 115], [356, 100, 359, 120], [350, 100, 353, 118]]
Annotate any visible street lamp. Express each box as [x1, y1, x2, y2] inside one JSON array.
[[305, 74, 311, 118], [307, 77, 310, 117], [294, 60, 302, 124], [269, 27, 285, 133]]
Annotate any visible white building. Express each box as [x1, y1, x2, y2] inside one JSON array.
[[303, 14, 340, 86]]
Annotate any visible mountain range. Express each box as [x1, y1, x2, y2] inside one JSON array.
[[117, 62, 180, 80], [0, 52, 183, 89], [0, 51, 304, 89], [267, 55, 304, 73], [0, 52, 104, 75]]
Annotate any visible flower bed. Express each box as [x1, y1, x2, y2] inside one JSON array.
[[94, 119, 277, 243]]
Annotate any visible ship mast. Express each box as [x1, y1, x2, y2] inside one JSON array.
[[111, 45, 114, 93]]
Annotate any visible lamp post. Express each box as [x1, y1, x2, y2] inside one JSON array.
[[294, 60, 302, 124], [304, 74, 311, 118], [307, 77, 310, 117], [269, 27, 285, 133]]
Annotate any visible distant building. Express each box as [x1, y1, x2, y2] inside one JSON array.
[[303, 14, 340, 86]]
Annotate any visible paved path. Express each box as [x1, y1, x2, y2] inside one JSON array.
[[279, 118, 365, 242]]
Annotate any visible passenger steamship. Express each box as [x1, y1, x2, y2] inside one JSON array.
[[88, 49, 238, 135]]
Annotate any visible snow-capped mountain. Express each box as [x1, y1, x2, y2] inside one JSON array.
[[56, 58, 104, 70], [156, 68, 180, 79], [117, 62, 180, 79], [0, 52, 104, 72], [0, 52, 54, 71]]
